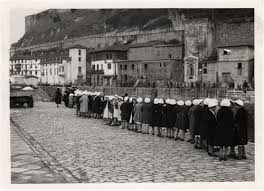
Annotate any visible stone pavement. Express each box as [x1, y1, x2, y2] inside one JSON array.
[[10, 102, 255, 183], [11, 122, 67, 183]]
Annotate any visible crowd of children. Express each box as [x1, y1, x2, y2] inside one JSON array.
[[66, 89, 248, 161]]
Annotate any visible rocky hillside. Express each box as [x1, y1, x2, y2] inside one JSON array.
[[16, 9, 253, 48]]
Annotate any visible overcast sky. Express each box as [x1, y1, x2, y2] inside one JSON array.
[[10, 8, 45, 45]]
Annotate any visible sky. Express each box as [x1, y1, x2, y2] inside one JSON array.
[[9, 8, 45, 46]]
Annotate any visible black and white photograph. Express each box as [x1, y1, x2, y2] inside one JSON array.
[[0, 0, 263, 189]]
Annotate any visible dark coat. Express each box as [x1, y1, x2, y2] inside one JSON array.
[[150, 104, 163, 127], [164, 105, 177, 128], [93, 96, 102, 114], [88, 95, 93, 112], [214, 107, 235, 147], [141, 103, 153, 124], [175, 106, 188, 130], [234, 107, 248, 145], [207, 109, 217, 145], [199, 106, 209, 139], [54, 91, 62, 104], [120, 102, 132, 122]]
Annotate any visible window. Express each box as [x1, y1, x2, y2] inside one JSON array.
[[46, 69, 48, 75], [35, 71, 37, 75], [124, 65, 127, 70], [50, 68, 52, 75], [168, 54, 172, 58], [96, 65, 99, 70], [30, 64, 32, 68], [120, 65, 123, 70], [108, 63, 111, 69], [22, 60, 23, 63], [78, 66, 82, 73], [78, 49, 81, 56], [101, 64, 103, 70], [223, 49, 231, 55], [237, 63, 242, 75], [160, 63, 162, 67], [164, 63, 166, 67], [35, 65, 38, 69], [203, 68, 207, 74], [106, 54, 109, 60], [92, 65, 95, 70], [78, 57, 81, 62], [35, 59, 37, 62], [30, 71, 32, 75], [144, 64, 148, 70], [131, 64, 135, 70], [109, 54, 112, 59], [54, 68, 56, 75]]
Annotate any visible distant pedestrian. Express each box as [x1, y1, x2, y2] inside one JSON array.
[[174, 100, 187, 141], [68, 93, 74, 108], [133, 97, 143, 132], [54, 88, 62, 108]]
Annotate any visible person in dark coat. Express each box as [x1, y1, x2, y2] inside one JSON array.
[[166, 99, 177, 138], [207, 99, 218, 156], [141, 97, 153, 134], [199, 98, 211, 149], [174, 100, 187, 141], [188, 99, 202, 145], [193, 100, 203, 149], [150, 98, 162, 136], [54, 88, 62, 108], [88, 94, 94, 117], [93, 94, 103, 118], [133, 97, 143, 132], [160, 99, 169, 137], [120, 97, 131, 129], [76, 94, 82, 116], [129, 98, 137, 131], [63, 89, 69, 107], [234, 100, 248, 159], [215, 99, 235, 161]]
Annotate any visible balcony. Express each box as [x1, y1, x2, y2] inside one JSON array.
[[89, 69, 104, 75]]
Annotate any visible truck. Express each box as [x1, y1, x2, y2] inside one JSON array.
[[10, 84, 34, 108]]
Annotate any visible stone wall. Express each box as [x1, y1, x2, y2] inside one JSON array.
[[215, 20, 254, 47]]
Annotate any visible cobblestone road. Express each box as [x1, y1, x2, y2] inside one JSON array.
[[11, 122, 67, 183], [10, 102, 255, 183]]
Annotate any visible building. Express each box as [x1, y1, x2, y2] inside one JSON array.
[[10, 45, 88, 86], [90, 44, 128, 86], [201, 44, 254, 88], [10, 53, 41, 82], [116, 41, 184, 87]]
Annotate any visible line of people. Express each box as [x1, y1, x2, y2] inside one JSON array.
[[71, 89, 248, 161]]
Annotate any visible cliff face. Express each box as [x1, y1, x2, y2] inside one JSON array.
[[17, 9, 253, 50]]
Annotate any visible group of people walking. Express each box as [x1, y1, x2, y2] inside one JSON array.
[[55, 88, 249, 161]]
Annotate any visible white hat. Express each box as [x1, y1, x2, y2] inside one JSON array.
[[193, 99, 199, 106], [129, 97, 133, 102], [158, 98, 164, 104], [137, 97, 143, 103], [177, 100, 184, 106], [220, 99, 231, 107], [144, 97, 151, 103], [170, 99, 176, 105], [203, 98, 211, 106], [124, 96, 129, 102], [198, 99, 203, 104], [208, 99, 218, 108], [185, 100, 192, 106], [235, 99, 244, 106], [153, 98, 159, 104], [165, 99, 171, 104]]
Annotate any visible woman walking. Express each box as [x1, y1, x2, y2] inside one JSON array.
[[54, 88, 62, 108]]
